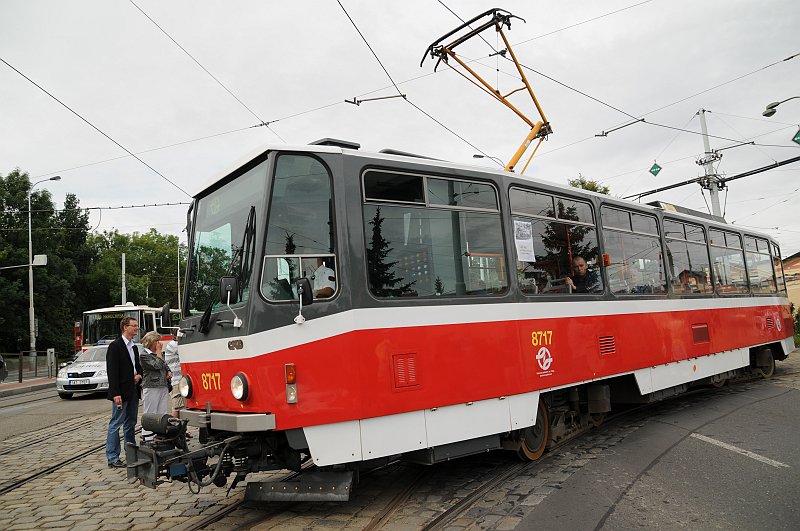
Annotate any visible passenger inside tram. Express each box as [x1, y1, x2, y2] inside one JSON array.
[[565, 255, 602, 294]]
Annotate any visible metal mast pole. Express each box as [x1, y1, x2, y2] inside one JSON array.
[[176, 240, 181, 314], [697, 109, 724, 217], [28, 188, 35, 357], [121, 253, 127, 304]]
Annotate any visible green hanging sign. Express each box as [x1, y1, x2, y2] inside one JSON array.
[[649, 163, 662, 176], [793, 128, 800, 145]]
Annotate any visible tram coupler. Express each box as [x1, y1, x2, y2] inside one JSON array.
[[127, 413, 191, 487], [244, 470, 354, 502]]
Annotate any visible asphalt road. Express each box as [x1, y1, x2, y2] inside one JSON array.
[[520, 367, 800, 530], [0, 388, 112, 442]]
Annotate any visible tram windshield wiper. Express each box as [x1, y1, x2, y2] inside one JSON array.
[[199, 206, 256, 334]]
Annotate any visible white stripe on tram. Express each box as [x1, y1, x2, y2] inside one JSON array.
[[180, 297, 788, 363]]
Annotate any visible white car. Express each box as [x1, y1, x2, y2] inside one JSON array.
[[56, 343, 141, 399]]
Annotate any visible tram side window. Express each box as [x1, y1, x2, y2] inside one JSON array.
[[664, 220, 712, 295], [601, 208, 666, 295], [745, 236, 777, 294], [510, 188, 601, 295], [772, 242, 787, 294], [709, 230, 748, 294], [261, 155, 336, 301], [362, 171, 507, 298]]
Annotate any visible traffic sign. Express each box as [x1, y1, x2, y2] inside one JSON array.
[[649, 163, 662, 176], [793, 128, 800, 145]]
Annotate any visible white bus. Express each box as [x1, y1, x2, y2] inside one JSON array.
[[81, 303, 178, 347]]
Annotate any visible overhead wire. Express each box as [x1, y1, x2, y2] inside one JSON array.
[[617, 113, 697, 196], [0, 55, 190, 197], [707, 111, 777, 164], [128, 0, 285, 143], [512, 0, 656, 47], [338, 0, 497, 162], [21, 1, 757, 183]]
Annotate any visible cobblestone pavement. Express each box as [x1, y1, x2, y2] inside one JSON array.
[[0, 354, 797, 530]]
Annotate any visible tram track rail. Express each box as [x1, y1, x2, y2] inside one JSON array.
[[0, 421, 85, 456], [0, 427, 141, 496], [184, 464, 314, 531], [0, 391, 56, 410], [0, 442, 107, 495]]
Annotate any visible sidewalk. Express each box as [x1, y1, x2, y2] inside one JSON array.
[[0, 376, 55, 398]]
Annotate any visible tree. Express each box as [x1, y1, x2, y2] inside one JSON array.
[[0, 169, 92, 354], [85, 229, 185, 309], [568, 175, 610, 195], [366, 208, 414, 297]]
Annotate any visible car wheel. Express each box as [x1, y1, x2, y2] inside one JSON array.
[[58, 392, 73, 399]]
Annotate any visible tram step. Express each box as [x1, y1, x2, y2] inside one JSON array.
[[244, 470, 354, 502]]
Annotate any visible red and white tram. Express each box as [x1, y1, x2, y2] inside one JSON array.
[[129, 140, 793, 498]]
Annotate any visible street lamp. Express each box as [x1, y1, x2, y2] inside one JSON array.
[[28, 175, 60, 357], [472, 154, 505, 166], [762, 96, 800, 117]]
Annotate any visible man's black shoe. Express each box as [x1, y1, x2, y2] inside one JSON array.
[[108, 460, 125, 468]]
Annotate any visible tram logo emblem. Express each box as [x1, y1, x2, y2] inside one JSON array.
[[536, 347, 553, 371], [776, 315, 782, 332]]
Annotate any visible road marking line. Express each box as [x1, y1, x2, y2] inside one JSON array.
[[690, 433, 790, 469]]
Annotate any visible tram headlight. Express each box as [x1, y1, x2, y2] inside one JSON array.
[[179, 375, 193, 398], [231, 372, 249, 401]]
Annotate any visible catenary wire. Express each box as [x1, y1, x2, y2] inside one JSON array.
[[128, 0, 285, 143], [0, 56, 190, 197], [337, 0, 403, 96], [338, 0, 497, 162], [512, 0, 655, 47]]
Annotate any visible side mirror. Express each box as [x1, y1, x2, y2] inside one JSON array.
[[296, 278, 313, 306], [219, 276, 239, 305]]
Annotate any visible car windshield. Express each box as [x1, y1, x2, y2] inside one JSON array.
[[75, 347, 108, 362]]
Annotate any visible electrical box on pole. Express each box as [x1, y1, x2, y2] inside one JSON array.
[[696, 109, 724, 217]]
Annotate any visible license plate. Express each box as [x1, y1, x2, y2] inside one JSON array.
[[69, 379, 89, 385]]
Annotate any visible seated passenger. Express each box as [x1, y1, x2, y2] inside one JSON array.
[[565, 256, 601, 294]]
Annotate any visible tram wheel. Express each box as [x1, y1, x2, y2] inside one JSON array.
[[517, 399, 549, 461], [710, 377, 727, 388], [589, 412, 607, 428], [755, 350, 775, 379]]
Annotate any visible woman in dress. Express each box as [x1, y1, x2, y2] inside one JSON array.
[[139, 331, 172, 443]]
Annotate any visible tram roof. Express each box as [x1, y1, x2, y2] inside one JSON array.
[[195, 142, 780, 243], [84, 303, 161, 315]]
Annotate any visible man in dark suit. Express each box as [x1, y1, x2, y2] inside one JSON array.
[[105, 316, 142, 468]]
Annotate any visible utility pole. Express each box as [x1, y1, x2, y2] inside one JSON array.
[[696, 109, 724, 217], [121, 253, 127, 304]]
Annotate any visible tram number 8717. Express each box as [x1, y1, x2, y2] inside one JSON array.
[[531, 330, 553, 347], [201, 372, 222, 391]]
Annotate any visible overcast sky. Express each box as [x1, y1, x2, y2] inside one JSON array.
[[2, 0, 799, 255]]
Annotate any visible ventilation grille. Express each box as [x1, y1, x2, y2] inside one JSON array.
[[599, 336, 616, 355], [393, 353, 419, 388], [692, 323, 710, 344], [766, 317, 775, 330]]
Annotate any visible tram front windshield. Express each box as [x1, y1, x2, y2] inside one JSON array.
[[187, 160, 268, 315], [84, 310, 139, 345]]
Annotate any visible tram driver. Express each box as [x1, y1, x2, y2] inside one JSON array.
[[565, 255, 601, 294], [309, 257, 336, 298]]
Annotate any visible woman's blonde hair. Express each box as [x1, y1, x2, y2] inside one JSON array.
[[140, 331, 162, 350]]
